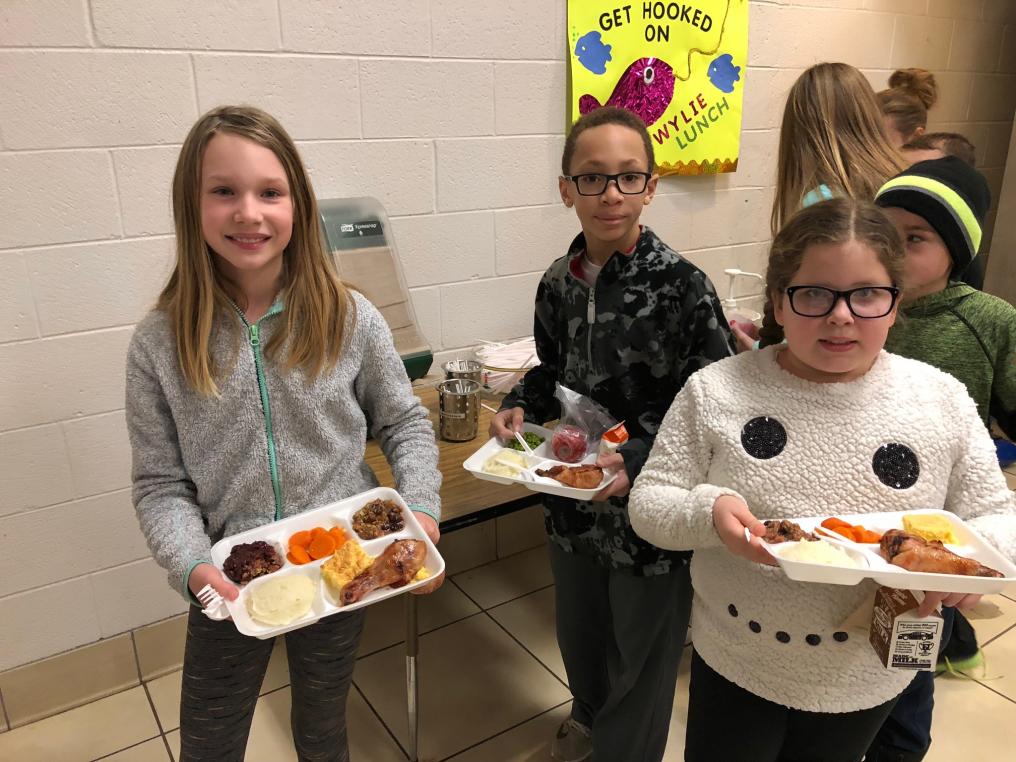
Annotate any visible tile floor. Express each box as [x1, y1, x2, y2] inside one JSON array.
[[2, 546, 1016, 761]]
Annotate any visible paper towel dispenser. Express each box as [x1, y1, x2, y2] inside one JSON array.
[[318, 197, 433, 380]]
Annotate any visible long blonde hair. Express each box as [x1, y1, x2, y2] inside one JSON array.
[[771, 62, 905, 235], [759, 198, 904, 347], [159, 105, 354, 396]]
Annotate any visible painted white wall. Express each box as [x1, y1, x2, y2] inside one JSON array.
[[986, 119, 1016, 301], [1, 0, 1014, 670]]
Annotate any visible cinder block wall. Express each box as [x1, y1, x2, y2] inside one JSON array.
[[1, 0, 1014, 671]]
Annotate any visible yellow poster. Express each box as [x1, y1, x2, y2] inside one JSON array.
[[567, 1, 749, 176]]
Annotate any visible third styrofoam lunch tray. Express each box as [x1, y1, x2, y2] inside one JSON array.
[[762, 510, 1016, 595], [209, 487, 444, 638], [462, 423, 618, 500]]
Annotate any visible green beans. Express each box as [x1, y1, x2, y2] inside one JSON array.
[[506, 432, 544, 451]]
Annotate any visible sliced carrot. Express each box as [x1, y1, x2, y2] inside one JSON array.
[[288, 545, 312, 565], [831, 526, 854, 539], [329, 526, 347, 549], [821, 517, 851, 530], [311, 526, 329, 541], [308, 532, 336, 560], [289, 530, 312, 549], [862, 530, 882, 543]]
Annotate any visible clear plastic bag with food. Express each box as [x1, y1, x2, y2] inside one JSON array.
[[551, 384, 618, 463]]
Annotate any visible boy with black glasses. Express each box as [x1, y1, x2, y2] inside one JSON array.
[[490, 106, 733, 762]]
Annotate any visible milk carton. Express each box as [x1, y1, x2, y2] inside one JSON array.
[[869, 587, 943, 671]]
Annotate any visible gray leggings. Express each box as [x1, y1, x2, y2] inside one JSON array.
[[178, 605, 365, 762]]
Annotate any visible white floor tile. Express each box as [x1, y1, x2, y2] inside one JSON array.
[[488, 586, 566, 683], [453, 546, 553, 610], [355, 612, 570, 760], [926, 675, 1016, 760], [100, 737, 172, 761], [976, 622, 1016, 701], [965, 594, 1016, 645], [145, 671, 181, 734], [444, 702, 569, 762], [358, 581, 480, 657], [0, 687, 158, 762]]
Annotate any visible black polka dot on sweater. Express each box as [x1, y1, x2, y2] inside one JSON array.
[[833, 631, 849, 642], [749, 620, 761, 633], [776, 631, 790, 643], [728, 604, 738, 617], [872, 443, 920, 489], [806, 634, 821, 646], [741, 417, 787, 460]]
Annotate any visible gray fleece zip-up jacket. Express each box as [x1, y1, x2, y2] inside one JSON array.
[[126, 290, 441, 599]]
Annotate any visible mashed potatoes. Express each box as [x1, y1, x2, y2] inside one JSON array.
[[321, 541, 374, 592], [903, 514, 958, 544], [246, 574, 315, 625], [482, 449, 530, 478], [779, 540, 858, 567]]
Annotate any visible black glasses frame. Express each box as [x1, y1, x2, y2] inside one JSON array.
[[563, 172, 652, 196], [784, 285, 901, 318]]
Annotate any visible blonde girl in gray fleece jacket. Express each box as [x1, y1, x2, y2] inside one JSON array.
[[126, 106, 441, 762]]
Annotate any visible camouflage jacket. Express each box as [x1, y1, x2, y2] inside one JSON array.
[[501, 225, 734, 575]]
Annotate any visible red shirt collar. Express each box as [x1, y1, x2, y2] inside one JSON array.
[[568, 226, 641, 278]]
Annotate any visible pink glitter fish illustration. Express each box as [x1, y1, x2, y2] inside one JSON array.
[[579, 57, 675, 126]]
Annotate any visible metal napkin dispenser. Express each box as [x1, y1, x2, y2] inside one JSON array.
[[318, 197, 433, 380]]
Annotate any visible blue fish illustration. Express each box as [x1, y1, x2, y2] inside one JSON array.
[[574, 31, 612, 75], [707, 53, 741, 94]]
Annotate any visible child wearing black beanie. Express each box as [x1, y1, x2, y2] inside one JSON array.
[[876, 155, 1013, 435], [866, 156, 1016, 762]]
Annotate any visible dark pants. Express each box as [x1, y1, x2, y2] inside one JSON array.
[[867, 606, 978, 762], [549, 543, 692, 762], [685, 651, 899, 762], [178, 605, 365, 762]]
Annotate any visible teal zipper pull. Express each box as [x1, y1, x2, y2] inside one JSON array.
[[249, 323, 260, 346]]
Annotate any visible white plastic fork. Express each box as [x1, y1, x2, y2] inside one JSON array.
[[197, 583, 230, 621], [513, 430, 537, 457], [814, 525, 861, 545]]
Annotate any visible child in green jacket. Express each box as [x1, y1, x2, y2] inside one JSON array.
[[866, 155, 1016, 762], [876, 156, 1015, 438]]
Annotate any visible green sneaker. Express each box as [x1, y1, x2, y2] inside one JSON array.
[[551, 718, 592, 762], [936, 649, 985, 677]]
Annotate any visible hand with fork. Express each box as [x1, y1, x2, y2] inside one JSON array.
[[190, 563, 239, 620]]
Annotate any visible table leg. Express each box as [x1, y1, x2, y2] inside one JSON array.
[[405, 593, 419, 762]]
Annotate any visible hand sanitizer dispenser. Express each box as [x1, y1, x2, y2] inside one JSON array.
[[721, 268, 765, 327]]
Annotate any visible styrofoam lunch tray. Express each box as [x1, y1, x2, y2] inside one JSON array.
[[209, 487, 444, 639], [761, 510, 1016, 595], [462, 423, 618, 500]]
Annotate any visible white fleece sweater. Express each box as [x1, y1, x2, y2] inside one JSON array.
[[629, 347, 1016, 713]]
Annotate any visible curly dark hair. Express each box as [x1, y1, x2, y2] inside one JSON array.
[[562, 107, 655, 175]]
